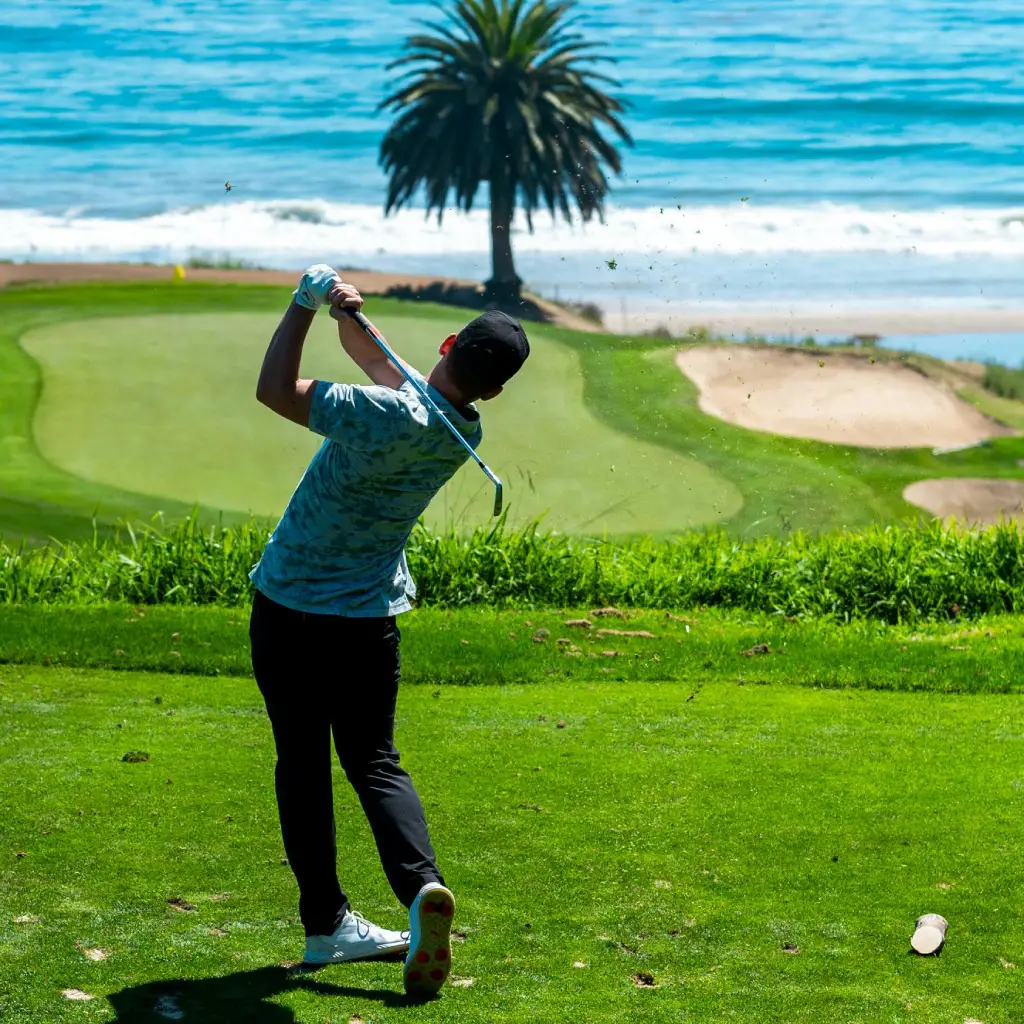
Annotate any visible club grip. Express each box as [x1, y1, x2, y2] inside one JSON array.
[[328, 305, 361, 322]]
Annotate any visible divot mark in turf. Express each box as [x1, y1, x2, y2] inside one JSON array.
[[782, 943, 800, 954], [631, 972, 658, 988], [62, 989, 94, 1001], [13, 914, 38, 924], [122, 750, 151, 763], [449, 976, 474, 987], [166, 897, 196, 913]]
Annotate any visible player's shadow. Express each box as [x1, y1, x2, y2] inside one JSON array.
[[107, 964, 421, 1022]]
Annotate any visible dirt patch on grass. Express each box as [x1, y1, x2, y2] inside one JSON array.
[[676, 346, 1013, 448], [904, 478, 1024, 525]]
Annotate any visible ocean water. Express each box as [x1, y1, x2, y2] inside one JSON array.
[[2, 0, 1023, 322]]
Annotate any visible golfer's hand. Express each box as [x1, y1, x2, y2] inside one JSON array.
[[292, 264, 341, 310], [327, 282, 365, 321]]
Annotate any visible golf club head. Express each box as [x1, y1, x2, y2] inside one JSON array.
[[493, 480, 503, 517]]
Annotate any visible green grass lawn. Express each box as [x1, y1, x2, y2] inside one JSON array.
[[3, 603, 1024, 694], [0, 284, 290, 543], [21, 311, 738, 535], [1, 662, 1020, 1023], [6, 280, 1024, 543]]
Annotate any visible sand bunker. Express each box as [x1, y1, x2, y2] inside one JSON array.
[[675, 346, 1013, 449], [904, 478, 1024, 525]]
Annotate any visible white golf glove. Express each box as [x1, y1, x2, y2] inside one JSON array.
[[293, 264, 342, 310]]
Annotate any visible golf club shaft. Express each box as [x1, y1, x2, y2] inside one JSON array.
[[341, 308, 504, 516]]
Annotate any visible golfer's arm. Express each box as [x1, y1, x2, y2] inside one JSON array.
[[334, 315, 407, 390], [255, 302, 319, 426]]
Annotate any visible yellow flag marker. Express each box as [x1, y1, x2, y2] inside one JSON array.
[[172, 264, 186, 281]]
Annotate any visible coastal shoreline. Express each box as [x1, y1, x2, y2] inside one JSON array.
[[4, 261, 1024, 339], [0, 261, 600, 333], [0, 260, 469, 294], [606, 306, 1024, 339]]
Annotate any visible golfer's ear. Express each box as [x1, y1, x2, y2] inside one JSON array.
[[439, 334, 457, 355]]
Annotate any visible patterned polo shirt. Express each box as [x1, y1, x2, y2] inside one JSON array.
[[250, 373, 480, 616]]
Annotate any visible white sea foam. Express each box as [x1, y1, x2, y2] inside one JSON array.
[[2, 199, 1024, 266]]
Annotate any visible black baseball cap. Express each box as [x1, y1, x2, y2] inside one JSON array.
[[450, 310, 530, 391]]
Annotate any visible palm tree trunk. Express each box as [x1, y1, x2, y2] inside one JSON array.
[[485, 172, 522, 305]]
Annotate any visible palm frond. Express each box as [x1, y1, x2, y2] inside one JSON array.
[[379, 0, 633, 266]]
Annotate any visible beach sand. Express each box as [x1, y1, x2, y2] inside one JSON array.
[[8, 263, 1024, 339], [0, 260, 461, 291], [0, 261, 598, 332], [608, 306, 1024, 338]]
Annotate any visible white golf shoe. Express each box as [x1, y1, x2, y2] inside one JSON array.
[[303, 910, 410, 965], [403, 882, 456, 997]]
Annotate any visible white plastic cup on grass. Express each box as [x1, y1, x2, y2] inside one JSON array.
[[911, 913, 948, 955]]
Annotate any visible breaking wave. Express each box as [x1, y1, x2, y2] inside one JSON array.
[[3, 199, 1024, 266]]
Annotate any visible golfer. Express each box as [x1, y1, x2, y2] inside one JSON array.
[[249, 265, 529, 996]]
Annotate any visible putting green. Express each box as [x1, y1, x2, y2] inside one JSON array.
[[21, 312, 740, 534]]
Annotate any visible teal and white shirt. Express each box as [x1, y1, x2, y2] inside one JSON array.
[[250, 373, 480, 617]]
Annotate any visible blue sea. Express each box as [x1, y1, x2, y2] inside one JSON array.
[[3, 0, 1024, 356]]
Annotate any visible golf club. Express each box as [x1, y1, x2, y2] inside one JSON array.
[[332, 306, 504, 516]]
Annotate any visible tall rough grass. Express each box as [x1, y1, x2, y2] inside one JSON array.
[[3, 517, 1024, 622]]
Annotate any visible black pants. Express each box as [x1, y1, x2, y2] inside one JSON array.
[[249, 589, 444, 936]]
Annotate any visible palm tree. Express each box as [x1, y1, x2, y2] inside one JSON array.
[[379, 0, 632, 306]]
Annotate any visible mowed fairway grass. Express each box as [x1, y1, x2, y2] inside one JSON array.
[[7, 280, 1024, 542], [21, 311, 738, 534], [1, 662, 1021, 1023]]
